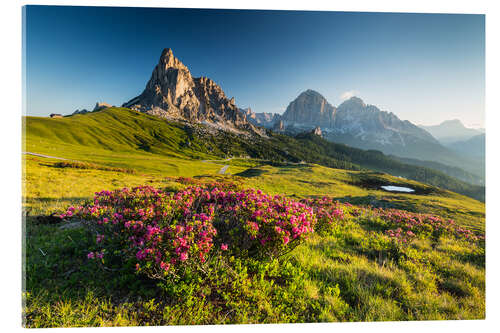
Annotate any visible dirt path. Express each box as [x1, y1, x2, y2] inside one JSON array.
[[23, 152, 68, 160], [202, 157, 232, 175], [218, 164, 230, 174]]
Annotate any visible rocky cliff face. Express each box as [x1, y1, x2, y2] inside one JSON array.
[[123, 48, 256, 133], [247, 89, 461, 166], [281, 90, 336, 128], [271, 90, 437, 147], [330, 96, 438, 146]]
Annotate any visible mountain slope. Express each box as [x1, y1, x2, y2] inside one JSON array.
[[446, 133, 485, 159], [24, 107, 484, 202]]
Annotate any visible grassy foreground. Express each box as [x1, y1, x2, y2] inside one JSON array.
[[23, 152, 485, 326]]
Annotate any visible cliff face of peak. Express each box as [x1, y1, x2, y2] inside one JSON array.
[[281, 90, 336, 128], [277, 91, 438, 147], [123, 48, 255, 134]]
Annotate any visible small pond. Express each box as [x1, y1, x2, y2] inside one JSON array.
[[380, 185, 415, 193]]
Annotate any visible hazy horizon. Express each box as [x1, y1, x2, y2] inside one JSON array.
[[24, 6, 485, 128]]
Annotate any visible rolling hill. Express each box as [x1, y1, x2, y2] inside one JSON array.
[[24, 107, 484, 202]]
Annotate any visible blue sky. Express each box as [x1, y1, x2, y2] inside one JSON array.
[[24, 6, 484, 127]]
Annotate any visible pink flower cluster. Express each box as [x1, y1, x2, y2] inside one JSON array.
[[61, 185, 483, 279], [301, 197, 350, 233], [372, 208, 484, 243], [62, 184, 316, 279]]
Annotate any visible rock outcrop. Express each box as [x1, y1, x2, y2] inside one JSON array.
[[72, 109, 89, 115], [93, 102, 112, 112], [123, 48, 257, 134], [273, 119, 285, 132], [72, 102, 112, 116]]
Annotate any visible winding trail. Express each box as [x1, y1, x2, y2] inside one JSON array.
[[23, 152, 69, 160], [218, 164, 230, 175], [202, 157, 233, 175]]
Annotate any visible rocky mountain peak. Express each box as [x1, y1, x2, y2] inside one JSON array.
[[338, 96, 366, 109], [301, 89, 324, 98], [122, 48, 260, 135], [440, 119, 465, 128], [282, 89, 336, 127], [158, 48, 188, 71], [93, 102, 111, 112]]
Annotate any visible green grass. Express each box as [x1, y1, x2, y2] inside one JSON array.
[[235, 164, 485, 233], [22, 108, 485, 327]]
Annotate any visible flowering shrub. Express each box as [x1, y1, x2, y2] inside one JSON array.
[[61, 184, 482, 285], [210, 189, 316, 258], [301, 197, 346, 235], [371, 208, 483, 243], [61, 184, 315, 280], [175, 177, 197, 185]]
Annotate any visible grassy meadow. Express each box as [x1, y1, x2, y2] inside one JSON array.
[[22, 109, 485, 327]]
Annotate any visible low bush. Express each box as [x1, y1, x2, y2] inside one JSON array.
[[61, 184, 316, 284], [54, 161, 136, 174]]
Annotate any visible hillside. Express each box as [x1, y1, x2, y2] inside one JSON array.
[[24, 107, 484, 202], [446, 134, 485, 160], [391, 155, 484, 185]]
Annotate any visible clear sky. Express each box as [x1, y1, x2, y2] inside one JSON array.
[[24, 6, 485, 128]]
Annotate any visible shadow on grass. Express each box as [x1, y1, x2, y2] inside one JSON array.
[[234, 168, 268, 178], [297, 179, 334, 188]]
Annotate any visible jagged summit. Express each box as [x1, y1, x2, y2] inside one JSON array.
[[158, 48, 189, 71], [301, 89, 324, 97], [123, 48, 259, 135], [338, 96, 366, 109], [282, 89, 336, 127], [257, 89, 439, 156]]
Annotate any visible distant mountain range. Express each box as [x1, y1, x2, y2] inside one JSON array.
[[419, 119, 484, 144], [418, 120, 485, 161], [243, 90, 483, 179]]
